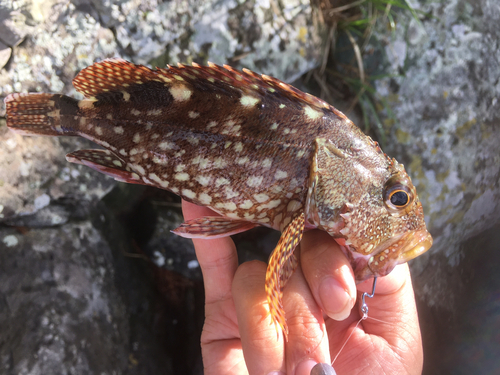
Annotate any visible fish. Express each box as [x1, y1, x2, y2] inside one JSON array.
[[4, 58, 432, 340]]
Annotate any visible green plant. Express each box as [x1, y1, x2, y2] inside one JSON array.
[[312, 0, 423, 146]]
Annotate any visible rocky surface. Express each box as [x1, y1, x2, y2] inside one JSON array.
[[1, 0, 499, 374], [369, 0, 500, 372], [376, 0, 500, 304]]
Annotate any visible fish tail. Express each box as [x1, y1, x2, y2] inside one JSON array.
[[4, 93, 78, 136]]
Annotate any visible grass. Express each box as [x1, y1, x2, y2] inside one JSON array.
[[311, 0, 423, 146]]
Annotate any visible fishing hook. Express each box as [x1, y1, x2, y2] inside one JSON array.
[[360, 277, 377, 319], [330, 276, 379, 368]]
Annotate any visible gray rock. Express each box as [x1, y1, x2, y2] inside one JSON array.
[[0, 197, 205, 374], [0, 41, 11, 71], [367, 0, 500, 372], [0, 219, 147, 374], [371, 0, 500, 308], [143, 202, 201, 281], [0, 0, 322, 99], [0, 6, 28, 47], [0, 121, 117, 223]]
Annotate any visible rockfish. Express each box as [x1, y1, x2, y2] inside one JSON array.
[[4, 59, 432, 340]]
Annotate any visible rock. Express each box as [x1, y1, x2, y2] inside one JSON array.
[[372, 0, 500, 307], [0, 197, 205, 374], [0, 0, 322, 99], [0, 218, 156, 373], [0, 41, 11, 71], [0, 7, 29, 47], [367, 0, 500, 372], [0, 122, 117, 222]]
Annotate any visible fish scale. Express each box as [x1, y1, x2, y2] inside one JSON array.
[[4, 58, 432, 341]]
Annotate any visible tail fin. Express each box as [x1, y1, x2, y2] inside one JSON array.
[[4, 93, 78, 136]]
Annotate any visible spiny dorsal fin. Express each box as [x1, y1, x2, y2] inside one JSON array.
[[73, 58, 160, 98], [71, 59, 347, 119]]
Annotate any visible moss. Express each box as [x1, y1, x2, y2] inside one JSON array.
[[408, 155, 425, 181], [395, 128, 411, 144], [436, 170, 450, 183], [383, 117, 395, 128], [480, 122, 493, 140], [447, 209, 465, 225], [455, 118, 476, 138]]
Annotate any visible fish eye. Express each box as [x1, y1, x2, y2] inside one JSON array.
[[389, 190, 409, 207], [383, 176, 414, 213]]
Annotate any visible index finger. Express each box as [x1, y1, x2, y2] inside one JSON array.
[[181, 200, 238, 304], [331, 264, 423, 374], [357, 264, 423, 350]]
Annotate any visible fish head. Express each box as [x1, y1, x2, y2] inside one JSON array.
[[336, 162, 433, 282]]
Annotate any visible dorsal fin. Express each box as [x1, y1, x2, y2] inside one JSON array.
[[71, 59, 347, 119], [73, 58, 160, 98]]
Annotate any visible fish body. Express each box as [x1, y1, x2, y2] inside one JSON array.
[[4, 59, 432, 339]]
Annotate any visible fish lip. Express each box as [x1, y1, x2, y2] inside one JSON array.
[[352, 229, 433, 282], [397, 229, 433, 263]]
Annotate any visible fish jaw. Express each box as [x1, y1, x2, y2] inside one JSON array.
[[350, 229, 433, 282], [397, 229, 433, 263]]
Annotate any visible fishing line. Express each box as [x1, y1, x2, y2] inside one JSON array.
[[331, 277, 377, 366]]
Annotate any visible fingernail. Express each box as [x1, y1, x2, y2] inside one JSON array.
[[319, 276, 353, 320], [310, 362, 337, 375], [296, 359, 317, 375], [267, 372, 286, 375]]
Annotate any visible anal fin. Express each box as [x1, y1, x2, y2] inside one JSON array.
[[265, 212, 305, 341], [66, 149, 144, 184], [172, 216, 257, 239]]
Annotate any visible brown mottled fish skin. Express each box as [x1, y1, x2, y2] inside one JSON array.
[[4, 59, 432, 340]]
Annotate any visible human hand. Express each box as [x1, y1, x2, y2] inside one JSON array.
[[182, 200, 423, 375]]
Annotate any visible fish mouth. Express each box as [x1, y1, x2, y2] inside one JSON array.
[[352, 229, 433, 282], [397, 229, 433, 263]]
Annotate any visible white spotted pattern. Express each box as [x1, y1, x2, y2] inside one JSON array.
[[246, 176, 263, 187], [182, 189, 196, 199], [199, 193, 212, 205], [195, 175, 211, 186], [175, 173, 189, 181], [275, 170, 288, 179], [169, 85, 192, 101], [240, 95, 259, 107]]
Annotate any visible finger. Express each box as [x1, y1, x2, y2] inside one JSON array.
[[181, 200, 238, 305], [182, 200, 245, 375], [357, 264, 423, 371], [300, 230, 357, 321], [356, 264, 418, 334], [356, 262, 407, 294], [283, 263, 331, 375], [328, 264, 423, 374], [232, 260, 285, 375]]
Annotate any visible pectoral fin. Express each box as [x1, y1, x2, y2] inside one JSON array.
[[172, 216, 257, 239], [66, 149, 144, 184], [265, 212, 305, 341]]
